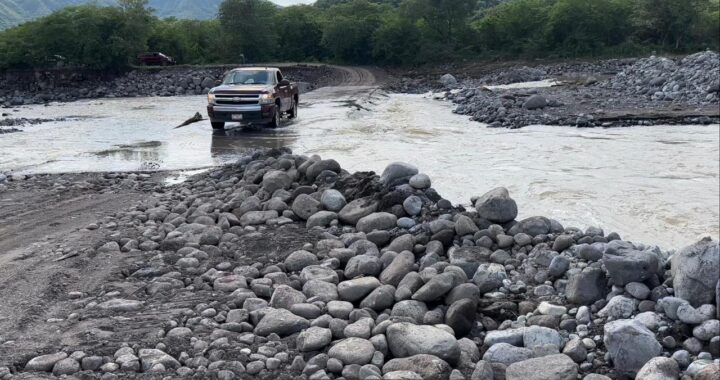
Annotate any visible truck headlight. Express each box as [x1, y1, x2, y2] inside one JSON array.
[[207, 93, 215, 104], [259, 93, 274, 104]]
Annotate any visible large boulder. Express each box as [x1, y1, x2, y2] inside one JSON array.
[[474, 187, 518, 223], [439, 74, 457, 87], [603, 319, 662, 377], [380, 162, 419, 187], [672, 237, 719, 307], [383, 354, 452, 380], [603, 248, 659, 286], [386, 322, 461, 366], [328, 338, 375, 365], [523, 95, 548, 110], [566, 267, 607, 305], [505, 354, 577, 380], [292, 194, 321, 220]]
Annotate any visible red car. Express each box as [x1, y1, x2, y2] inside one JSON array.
[[138, 52, 176, 66]]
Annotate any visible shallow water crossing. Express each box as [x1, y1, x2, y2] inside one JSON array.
[[1, 87, 718, 250]]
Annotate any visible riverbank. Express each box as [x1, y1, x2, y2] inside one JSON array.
[[386, 51, 720, 128], [0, 149, 717, 379]]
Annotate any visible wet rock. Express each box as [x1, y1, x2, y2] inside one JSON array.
[[445, 299, 476, 337], [383, 354, 452, 380], [523, 95, 548, 110], [412, 272, 455, 302], [672, 237, 719, 306], [339, 198, 379, 225], [474, 187, 518, 223], [603, 319, 662, 377], [306, 159, 341, 180], [449, 246, 491, 278], [328, 338, 375, 365], [505, 354, 577, 380], [403, 195, 423, 216], [603, 247, 659, 286], [409, 173, 431, 189], [386, 322, 461, 366], [138, 349, 180, 372]]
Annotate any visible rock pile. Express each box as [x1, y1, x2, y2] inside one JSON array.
[[602, 51, 720, 104], [0, 65, 339, 106], [2, 149, 718, 380]]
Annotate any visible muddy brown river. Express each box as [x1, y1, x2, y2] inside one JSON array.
[[1, 86, 718, 250]]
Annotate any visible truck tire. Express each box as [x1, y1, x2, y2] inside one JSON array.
[[268, 106, 280, 128], [288, 98, 298, 119], [211, 122, 225, 130]]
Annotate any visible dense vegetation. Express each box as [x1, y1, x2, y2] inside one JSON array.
[[0, 0, 718, 70]]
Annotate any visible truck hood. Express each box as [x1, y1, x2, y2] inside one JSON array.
[[212, 84, 273, 94]]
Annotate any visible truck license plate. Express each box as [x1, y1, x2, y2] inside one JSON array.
[[231, 114, 243, 120]]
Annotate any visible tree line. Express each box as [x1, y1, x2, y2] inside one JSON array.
[[0, 0, 718, 70]]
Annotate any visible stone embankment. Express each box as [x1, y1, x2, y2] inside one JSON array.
[[0, 149, 717, 380]]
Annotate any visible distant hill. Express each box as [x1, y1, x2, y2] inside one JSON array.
[[0, 0, 225, 30]]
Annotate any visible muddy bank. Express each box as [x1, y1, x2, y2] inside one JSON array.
[[386, 51, 720, 128], [0, 64, 344, 106], [0, 149, 717, 380]]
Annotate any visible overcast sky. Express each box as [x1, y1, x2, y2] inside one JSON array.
[[271, 0, 316, 5]]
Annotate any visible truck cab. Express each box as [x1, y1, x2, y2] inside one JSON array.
[[206, 67, 299, 130]]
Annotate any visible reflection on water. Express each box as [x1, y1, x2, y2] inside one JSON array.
[[1, 91, 718, 249]]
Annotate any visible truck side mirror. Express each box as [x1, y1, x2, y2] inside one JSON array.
[[279, 79, 290, 86]]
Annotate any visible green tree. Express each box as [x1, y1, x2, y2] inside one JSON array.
[[321, 0, 389, 63], [219, 0, 279, 62], [474, 0, 552, 55], [633, 0, 706, 50], [275, 5, 324, 61], [372, 12, 422, 65]]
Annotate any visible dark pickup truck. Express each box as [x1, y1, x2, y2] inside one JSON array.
[[207, 67, 299, 130]]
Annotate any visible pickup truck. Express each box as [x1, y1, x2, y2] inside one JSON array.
[[206, 67, 299, 130]]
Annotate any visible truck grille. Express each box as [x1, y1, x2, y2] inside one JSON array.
[[215, 94, 260, 105]]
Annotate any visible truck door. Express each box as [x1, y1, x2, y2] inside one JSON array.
[[277, 71, 288, 111]]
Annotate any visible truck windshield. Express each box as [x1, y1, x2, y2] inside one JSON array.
[[223, 71, 272, 85]]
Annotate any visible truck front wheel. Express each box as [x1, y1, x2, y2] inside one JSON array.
[[211, 122, 225, 130], [268, 106, 280, 128]]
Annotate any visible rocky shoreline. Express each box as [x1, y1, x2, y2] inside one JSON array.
[[387, 51, 720, 128], [0, 149, 717, 380]]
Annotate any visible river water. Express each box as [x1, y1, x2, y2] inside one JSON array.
[[0, 87, 718, 250]]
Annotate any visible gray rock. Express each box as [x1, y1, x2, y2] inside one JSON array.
[[672, 237, 719, 306], [383, 354, 452, 380], [338, 277, 382, 302], [25, 352, 69, 372], [482, 343, 533, 366], [339, 198, 379, 225], [306, 159, 341, 180], [328, 338, 376, 365], [603, 319, 662, 377], [576, 244, 603, 261], [677, 303, 716, 324], [562, 339, 587, 363], [270, 285, 307, 310], [138, 349, 180, 372], [446, 299, 477, 337], [52, 358, 80, 376], [626, 282, 651, 300], [357, 212, 398, 233], [346, 255, 384, 279], [523, 95, 548, 110], [297, 327, 333, 351], [693, 319, 720, 341], [403, 196, 423, 216], [455, 215, 479, 236], [321, 189, 347, 212], [284, 250, 319, 272], [391, 300, 429, 323], [449, 246, 492, 279], [439, 74, 457, 87], [505, 354, 577, 380], [409, 173, 431, 189], [412, 272, 455, 302], [603, 248, 659, 286], [381, 162, 419, 187], [474, 187, 518, 223], [360, 285, 396, 311], [380, 251, 415, 287], [303, 279, 339, 301], [484, 328, 524, 347], [471, 360, 494, 380], [522, 325, 562, 349], [384, 370, 423, 379], [307, 211, 338, 228], [97, 298, 144, 312], [472, 263, 506, 293], [254, 308, 310, 337], [566, 267, 607, 305], [548, 255, 570, 277], [635, 356, 680, 380], [598, 296, 636, 319], [386, 322, 461, 366], [292, 194, 321, 220]]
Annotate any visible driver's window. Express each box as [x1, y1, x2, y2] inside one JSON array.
[[276, 71, 283, 83]]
